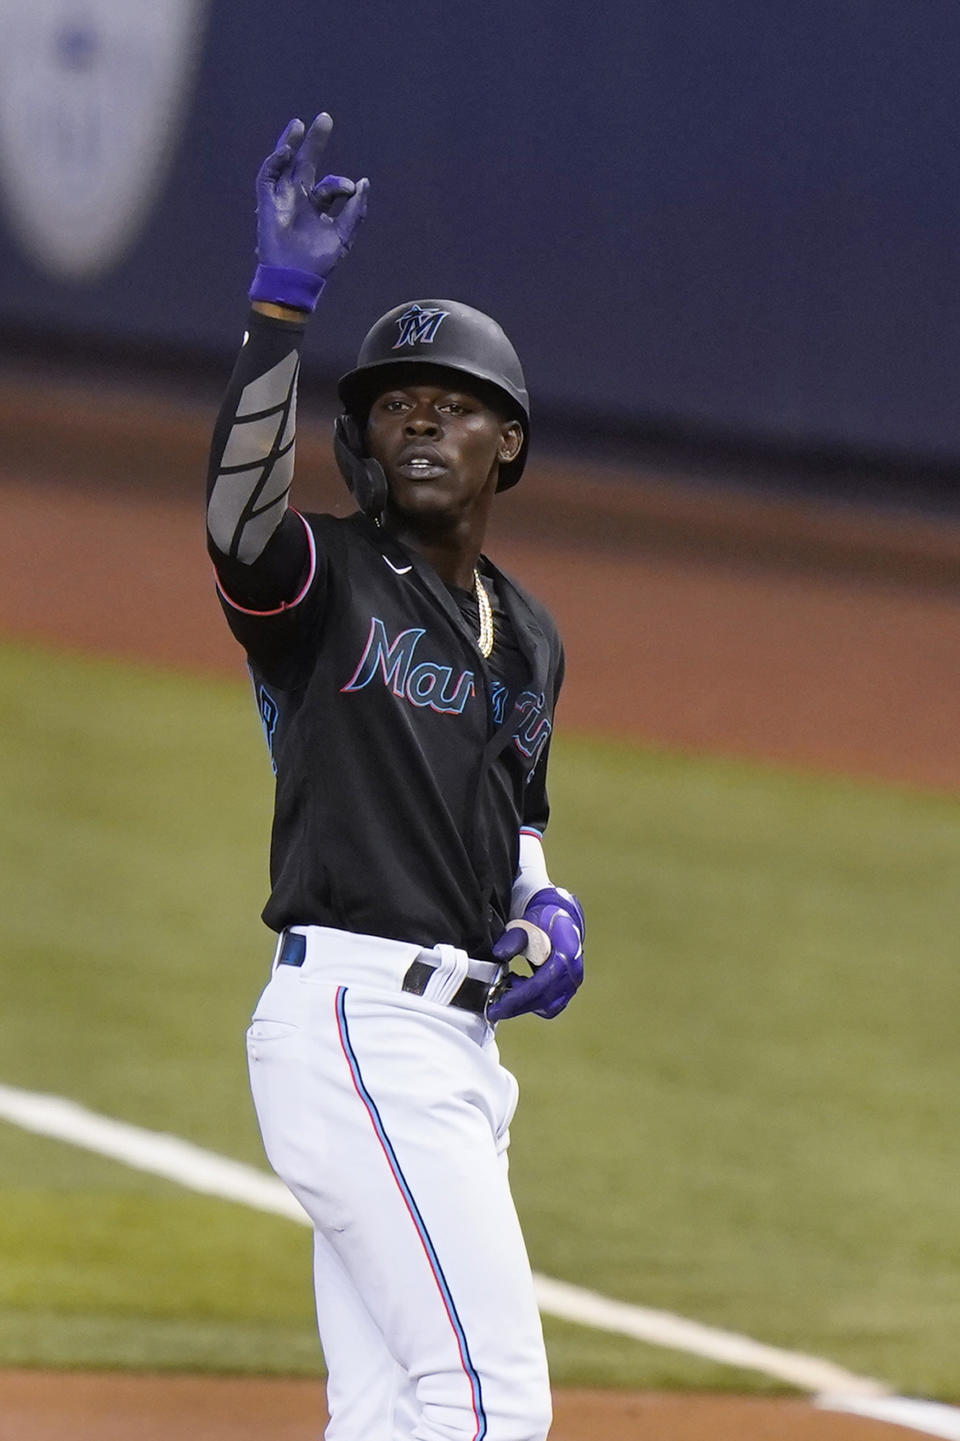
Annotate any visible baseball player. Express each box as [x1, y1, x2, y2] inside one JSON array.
[[205, 113, 586, 1441]]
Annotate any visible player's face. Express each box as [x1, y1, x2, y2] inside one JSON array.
[[365, 379, 523, 526]]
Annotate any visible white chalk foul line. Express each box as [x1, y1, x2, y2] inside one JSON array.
[[0, 1081, 308, 1224], [531, 1274, 886, 1398], [3, 1081, 960, 1438]]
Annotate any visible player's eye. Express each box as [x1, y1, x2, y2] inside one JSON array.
[[441, 399, 469, 415]]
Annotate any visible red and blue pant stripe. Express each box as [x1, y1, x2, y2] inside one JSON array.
[[334, 986, 487, 1441]]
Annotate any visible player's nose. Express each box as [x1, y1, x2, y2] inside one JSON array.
[[403, 409, 441, 437]]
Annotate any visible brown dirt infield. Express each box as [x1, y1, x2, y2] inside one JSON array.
[[1, 370, 958, 1437], [0, 1371, 928, 1441]]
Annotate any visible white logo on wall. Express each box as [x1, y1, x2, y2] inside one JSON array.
[[0, 0, 210, 280]]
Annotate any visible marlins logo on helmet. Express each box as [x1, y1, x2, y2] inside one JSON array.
[[392, 304, 449, 348]]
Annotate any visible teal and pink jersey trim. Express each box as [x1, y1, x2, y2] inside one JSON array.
[[215, 510, 316, 617]]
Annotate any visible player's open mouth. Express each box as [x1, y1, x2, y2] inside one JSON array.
[[396, 452, 447, 481]]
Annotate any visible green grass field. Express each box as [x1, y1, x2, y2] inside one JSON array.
[[1, 639, 959, 1397]]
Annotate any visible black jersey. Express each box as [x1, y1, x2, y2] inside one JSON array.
[[219, 512, 563, 956]]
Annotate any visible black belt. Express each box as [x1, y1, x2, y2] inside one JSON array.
[[399, 957, 497, 1014], [276, 931, 500, 1016]]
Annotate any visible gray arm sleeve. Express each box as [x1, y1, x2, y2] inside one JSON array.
[[206, 310, 307, 565]]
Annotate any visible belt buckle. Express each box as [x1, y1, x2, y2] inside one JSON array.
[[484, 969, 512, 1016]]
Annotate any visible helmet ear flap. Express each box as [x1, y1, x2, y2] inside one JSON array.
[[333, 413, 388, 518]]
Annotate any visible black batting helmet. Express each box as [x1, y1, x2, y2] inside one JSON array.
[[335, 300, 530, 514]]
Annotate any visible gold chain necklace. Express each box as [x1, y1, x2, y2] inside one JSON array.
[[474, 568, 494, 659]]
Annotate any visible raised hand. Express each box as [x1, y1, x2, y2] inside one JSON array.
[[250, 113, 369, 311]]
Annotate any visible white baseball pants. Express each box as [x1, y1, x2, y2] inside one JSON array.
[[246, 926, 552, 1441]]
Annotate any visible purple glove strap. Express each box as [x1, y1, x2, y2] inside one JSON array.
[[527, 886, 586, 938], [248, 264, 326, 312]]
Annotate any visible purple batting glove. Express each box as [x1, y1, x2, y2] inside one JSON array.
[[249, 112, 369, 311], [487, 887, 585, 1022]]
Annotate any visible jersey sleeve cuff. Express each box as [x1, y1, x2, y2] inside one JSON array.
[[215, 510, 317, 616]]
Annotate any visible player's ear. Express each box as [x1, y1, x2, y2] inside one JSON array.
[[497, 420, 523, 465]]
